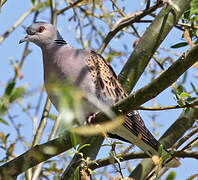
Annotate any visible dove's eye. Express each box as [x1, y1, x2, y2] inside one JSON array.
[[37, 26, 45, 33]]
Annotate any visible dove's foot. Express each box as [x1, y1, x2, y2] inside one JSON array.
[[86, 112, 98, 124]]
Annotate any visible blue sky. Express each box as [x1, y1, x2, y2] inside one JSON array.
[[0, 0, 197, 179]]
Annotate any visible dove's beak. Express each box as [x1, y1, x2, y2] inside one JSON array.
[[19, 35, 29, 44]]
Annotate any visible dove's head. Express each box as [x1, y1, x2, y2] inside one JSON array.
[[19, 22, 63, 48]]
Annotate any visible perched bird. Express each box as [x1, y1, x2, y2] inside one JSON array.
[[19, 22, 179, 167]]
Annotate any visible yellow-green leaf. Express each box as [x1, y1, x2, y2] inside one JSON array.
[[165, 171, 176, 180], [180, 92, 191, 98]]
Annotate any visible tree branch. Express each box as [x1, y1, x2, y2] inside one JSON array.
[[60, 136, 104, 180], [57, 0, 84, 15], [138, 101, 198, 111], [87, 151, 198, 171], [173, 127, 198, 149], [130, 107, 198, 179], [0, 131, 86, 178], [118, 0, 192, 93], [31, 115, 61, 180]]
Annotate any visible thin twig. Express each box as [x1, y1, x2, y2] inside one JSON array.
[[7, 111, 26, 149], [57, 0, 84, 15], [31, 115, 61, 180], [0, 7, 35, 44], [146, 0, 151, 10], [138, 101, 198, 111], [32, 98, 51, 147], [50, 0, 57, 25], [87, 151, 198, 170], [173, 127, 198, 149], [180, 136, 198, 151], [73, 8, 85, 48], [177, 22, 198, 29], [33, 87, 45, 135], [26, 97, 51, 179]]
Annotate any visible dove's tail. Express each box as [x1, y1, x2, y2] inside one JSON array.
[[109, 111, 180, 168]]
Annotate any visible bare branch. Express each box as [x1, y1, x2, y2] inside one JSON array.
[[87, 151, 198, 171], [138, 101, 198, 111], [173, 127, 198, 149], [98, 1, 163, 54], [0, 131, 85, 178], [31, 115, 62, 180], [57, 0, 84, 15], [0, 7, 36, 44]]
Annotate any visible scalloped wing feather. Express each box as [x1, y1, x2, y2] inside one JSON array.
[[85, 50, 160, 152]]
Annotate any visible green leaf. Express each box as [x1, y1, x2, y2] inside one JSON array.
[[186, 97, 197, 103], [0, 84, 27, 116], [5, 81, 15, 95], [180, 92, 191, 98], [191, 82, 198, 96], [163, 153, 171, 162], [190, 0, 198, 15], [31, 0, 35, 5], [116, 153, 123, 158], [166, 171, 176, 180], [48, 114, 57, 121], [106, 56, 112, 62], [182, 71, 188, 84], [0, 97, 9, 116], [194, 15, 198, 22], [0, 118, 9, 125], [158, 144, 163, 157], [171, 42, 188, 48], [77, 144, 90, 152], [74, 166, 80, 180], [183, 9, 190, 20], [176, 85, 184, 95], [70, 132, 77, 150], [177, 100, 184, 106], [87, 168, 94, 175], [44, 0, 50, 7], [9, 85, 27, 103]]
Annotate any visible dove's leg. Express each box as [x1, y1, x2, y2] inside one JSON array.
[[86, 112, 98, 124]]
